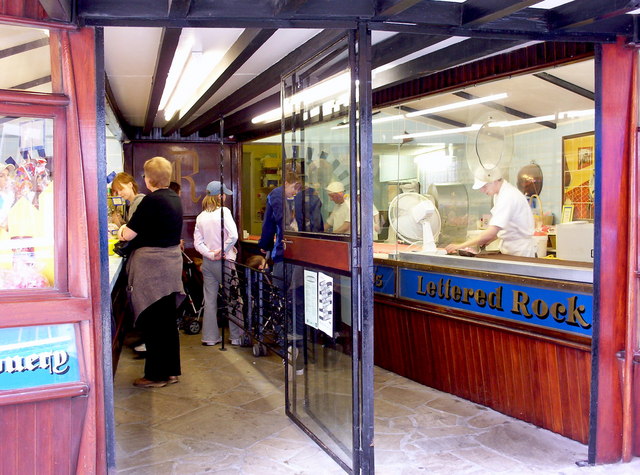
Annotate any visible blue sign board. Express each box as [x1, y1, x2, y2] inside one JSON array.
[[399, 268, 592, 336], [0, 323, 81, 390], [373, 265, 396, 296]]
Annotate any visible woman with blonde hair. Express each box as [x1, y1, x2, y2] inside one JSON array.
[[111, 172, 145, 222], [118, 156, 184, 388], [194, 180, 243, 346]]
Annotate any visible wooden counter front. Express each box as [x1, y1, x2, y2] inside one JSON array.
[[373, 257, 592, 444]]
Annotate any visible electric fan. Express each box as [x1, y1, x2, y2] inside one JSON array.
[[388, 192, 443, 253]]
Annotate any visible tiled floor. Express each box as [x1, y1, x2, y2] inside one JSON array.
[[114, 333, 640, 474]]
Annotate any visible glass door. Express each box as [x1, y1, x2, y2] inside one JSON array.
[[279, 29, 374, 473]]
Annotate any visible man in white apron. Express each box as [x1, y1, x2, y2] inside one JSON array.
[[445, 167, 535, 257]]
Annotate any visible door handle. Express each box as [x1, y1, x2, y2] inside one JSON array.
[[282, 239, 293, 249]]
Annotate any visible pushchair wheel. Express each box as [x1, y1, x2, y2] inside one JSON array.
[[184, 319, 201, 335], [252, 343, 267, 357]]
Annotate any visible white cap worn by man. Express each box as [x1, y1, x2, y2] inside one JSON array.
[[445, 167, 535, 257], [325, 181, 350, 233]]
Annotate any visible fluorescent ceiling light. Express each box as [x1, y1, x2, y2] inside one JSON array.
[[489, 109, 594, 127], [405, 93, 508, 117], [252, 107, 283, 124], [559, 109, 595, 119], [331, 113, 405, 130], [489, 114, 556, 128], [162, 50, 230, 121], [629, 8, 640, 14], [158, 39, 194, 113], [252, 73, 350, 124], [393, 124, 482, 140], [531, 0, 573, 9]]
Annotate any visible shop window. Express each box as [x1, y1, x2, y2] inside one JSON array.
[[0, 115, 55, 290], [243, 59, 595, 279], [373, 59, 595, 272], [0, 24, 52, 93]]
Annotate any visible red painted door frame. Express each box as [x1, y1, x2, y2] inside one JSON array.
[[591, 37, 638, 464]]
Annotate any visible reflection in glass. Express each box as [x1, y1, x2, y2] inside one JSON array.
[[0, 116, 54, 289], [0, 24, 52, 93]]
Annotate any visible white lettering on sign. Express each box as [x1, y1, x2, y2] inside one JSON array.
[[0, 350, 70, 376]]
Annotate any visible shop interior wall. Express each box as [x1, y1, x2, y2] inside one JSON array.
[[123, 141, 234, 252]]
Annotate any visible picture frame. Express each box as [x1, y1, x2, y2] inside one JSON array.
[[562, 132, 595, 221], [561, 205, 574, 223]]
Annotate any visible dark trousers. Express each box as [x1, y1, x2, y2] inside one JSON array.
[[136, 293, 181, 380]]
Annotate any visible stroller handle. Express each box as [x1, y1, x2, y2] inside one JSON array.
[[182, 250, 194, 265]]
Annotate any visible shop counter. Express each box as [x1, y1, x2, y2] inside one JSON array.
[[109, 255, 123, 292], [109, 255, 128, 373], [373, 245, 592, 444], [397, 250, 592, 283]]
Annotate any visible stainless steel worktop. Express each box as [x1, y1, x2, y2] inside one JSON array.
[[396, 251, 593, 284]]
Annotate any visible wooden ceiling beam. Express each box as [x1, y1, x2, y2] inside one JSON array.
[[162, 28, 276, 136], [168, 0, 192, 18], [200, 92, 281, 137], [0, 38, 49, 60], [461, 0, 540, 27], [371, 33, 446, 70], [12, 75, 52, 90], [533, 72, 595, 101], [397, 105, 466, 128], [549, 0, 639, 31], [372, 37, 523, 89], [273, 0, 310, 15], [302, 33, 447, 91], [142, 27, 181, 135], [38, 0, 72, 22], [453, 91, 556, 129], [375, 0, 423, 17], [180, 29, 346, 136]]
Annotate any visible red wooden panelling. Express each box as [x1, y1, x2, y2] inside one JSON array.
[[0, 395, 88, 475], [634, 360, 640, 455], [284, 236, 350, 273], [593, 39, 636, 463], [0, 0, 47, 21], [373, 42, 594, 109], [374, 297, 591, 443]]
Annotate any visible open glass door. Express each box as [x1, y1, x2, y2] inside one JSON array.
[[278, 30, 374, 473]]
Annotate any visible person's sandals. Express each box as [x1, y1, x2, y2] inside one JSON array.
[[133, 377, 167, 388], [168, 376, 179, 384]]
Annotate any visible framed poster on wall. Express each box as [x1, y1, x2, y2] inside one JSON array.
[[562, 132, 595, 221]]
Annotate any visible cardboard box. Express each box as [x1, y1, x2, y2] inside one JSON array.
[[555, 222, 594, 262]]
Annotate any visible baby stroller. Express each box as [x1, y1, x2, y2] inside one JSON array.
[[177, 252, 205, 335]]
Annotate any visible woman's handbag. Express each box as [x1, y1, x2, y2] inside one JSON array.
[[113, 240, 133, 258]]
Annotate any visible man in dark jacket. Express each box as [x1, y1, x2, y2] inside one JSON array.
[[258, 169, 323, 377], [258, 171, 323, 270]]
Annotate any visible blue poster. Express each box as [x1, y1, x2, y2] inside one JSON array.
[[0, 323, 81, 390], [399, 268, 593, 336]]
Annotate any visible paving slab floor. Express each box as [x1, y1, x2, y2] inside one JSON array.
[[114, 333, 640, 474]]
